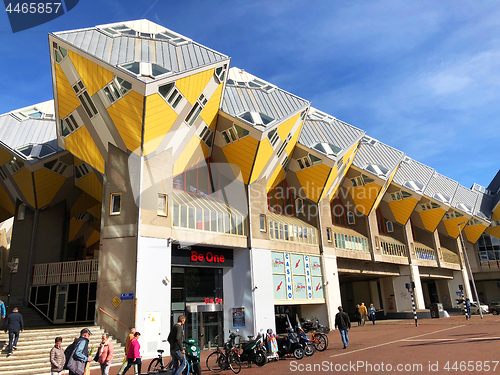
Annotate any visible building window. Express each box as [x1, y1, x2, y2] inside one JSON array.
[[421, 202, 440, 211], [53, 42, 68, 64], [157, 194, 167, 216], [173, 158, 220, 198], [110, 193, 121, 215], [214, 64, 227, 83], [331, 197, 347, 227], [17, 203, 26, 220], [376, 208, 386, 235], [347, 211, 355, 225], [103, 76, 132, 104], [158, 82, 185, 110], [260, 214, 267, 232], [239, 111, 274, 127], [198, 126, 214, 147], [61, 114, 80, 137], [386, 221, 394, 233], [391, 190, 412, 201], [8, 157, 23, 174], [44, 159, 68, 176], [277, 133, 292, 158], [326, 227, 332, 242], [73, 81, 98, 118], [185, 93, 208, 126], [297, 154, 323, 170], [0, 166, 7, 180], [281, 156, 290, 172], [295, 198, 304, 214], [268, 180, 294, 216], [351, 174, 375, 187], [75, 163, 91, 179], [267, 129, 279, 147], [222, 124, 250, 145]]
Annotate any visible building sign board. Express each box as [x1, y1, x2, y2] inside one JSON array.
[[172, 244, 233, 267]]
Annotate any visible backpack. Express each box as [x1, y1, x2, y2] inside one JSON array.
[[63, 340, 77, 370]]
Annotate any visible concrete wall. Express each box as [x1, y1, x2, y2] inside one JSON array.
[[223, 248, 254, 340], [322, 254, 341, 329], [33, 200, 66, 264], [392, 270, 413, 312], [352, 281, 371, 307], [379, 276, 395, 313], [448, 271, 466, 307], [249, 248, 275, 334]]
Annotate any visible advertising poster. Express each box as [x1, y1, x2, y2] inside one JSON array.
[[232, 307, 245, 328]]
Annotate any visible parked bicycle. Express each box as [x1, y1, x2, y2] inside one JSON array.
[[301, 316, 329, 351], [206, 332, 242, 374]]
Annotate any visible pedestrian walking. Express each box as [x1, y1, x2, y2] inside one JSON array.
[[465, 298, 471, 320], [4, 307, 23, 356], [117, 328, 137, 375], [96, 333, 114, 375], [368, 303, 376, 325], [359, 303, 368, 326], [50, 337, 65, 375], [354, 304, 361, 326], [168, 315, 187, 375], [65, 328, 92, 375], [0, 299, 5, 320], [122, 331, 141, 374], [334, 306, 351, 349]]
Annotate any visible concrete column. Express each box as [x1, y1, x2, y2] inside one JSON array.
[[391, 266, 424, 312], [448, 271, 467, 308], [367, 210, 382, 260], [368, 280, 380, 310], [402, 220, 425, 309], [456, 237, 473, 300], [432, 230, 443, 268], [322, 254, 341, 329]]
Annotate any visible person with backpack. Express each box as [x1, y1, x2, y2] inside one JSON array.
[[64, 328, 92, 375], [168, 315, 187, 375]]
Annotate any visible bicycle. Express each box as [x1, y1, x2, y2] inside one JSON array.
[[148, 348, 192, 375], [206, 333, 242, 374]]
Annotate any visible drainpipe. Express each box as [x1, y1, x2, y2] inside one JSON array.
[[24, 208, 39, 305]]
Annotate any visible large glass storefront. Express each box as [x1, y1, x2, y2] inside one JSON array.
[[171, 244, 233, 349]]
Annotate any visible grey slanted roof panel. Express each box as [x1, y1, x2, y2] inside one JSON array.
[[451, 185, 478, 215], [393, 158, 434, 193], [474, 192, 493, 221], [254, 90, 280, 119], [353, 141, 404, 180], [424, 172, 458, 205]]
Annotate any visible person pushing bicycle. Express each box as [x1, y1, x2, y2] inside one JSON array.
[[168, 315, 187, 375]]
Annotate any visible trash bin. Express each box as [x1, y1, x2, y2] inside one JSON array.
[[430, 303, 440, 318]]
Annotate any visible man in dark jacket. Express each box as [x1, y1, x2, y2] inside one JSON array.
[[4, 307, 23, 355], [66, 328, 92, 375], [168, 315, 186, 375], [334, 306, 351, 349]]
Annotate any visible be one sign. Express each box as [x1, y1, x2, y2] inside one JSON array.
[[191, 251, 225, 263], [205, 298, 223, 304]]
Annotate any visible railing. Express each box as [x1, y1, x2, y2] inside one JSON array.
[[380, 240, 408, 257], [442, 252, 460, 264], [269, 220, 318, 245], [415, 246, 436, 261], [99, 308, 132, 330], [32, 260, 98, 285], [478, 251, 500, 269], [334, 232, 370, 252]]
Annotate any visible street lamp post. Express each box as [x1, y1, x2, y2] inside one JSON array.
[[405, 282, 418, 327], [6, 257, 19, 316], [457, 223, 483, 319]]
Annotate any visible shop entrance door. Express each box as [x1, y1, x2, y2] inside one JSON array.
[[53, 284, 68, 323], [186, 306, 223, 350]]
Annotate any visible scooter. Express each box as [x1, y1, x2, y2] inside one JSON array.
[[184, 333, 203, 375], [295, 315, 315, 356], [237, 330, 267, 367], [275, 316, 304, 360]]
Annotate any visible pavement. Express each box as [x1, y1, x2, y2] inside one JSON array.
[[90, 314, 500, 375]]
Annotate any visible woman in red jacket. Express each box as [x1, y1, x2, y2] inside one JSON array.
[[96, 333, 114, 375], [123, 332, 141, 374]]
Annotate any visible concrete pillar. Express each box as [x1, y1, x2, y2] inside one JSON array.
[[456, 237, 473, 300], [366, 210, 382, 260], [322, 254, 341, 329], [368, 280, 380, 310], [448, 271, 467, 308], [403, 220, 425, 309], [391, 266, 424, 312], [432, 230, 443, 268]]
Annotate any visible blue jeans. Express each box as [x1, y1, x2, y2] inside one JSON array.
[[339, 329, 349, 348], [8, 330, 19, 353], [171, 349, 186, 375], [370, 314, 376, 324]]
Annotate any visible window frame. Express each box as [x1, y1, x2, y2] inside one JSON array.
[[295, 198, 304, 214], [110, 193, 122, 216], [260, 214, 267, 232], [157, 194, 168, 217], [347, 211, 355, 225]]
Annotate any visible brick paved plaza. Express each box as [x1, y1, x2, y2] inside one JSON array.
[[91, 315, 500, 375]]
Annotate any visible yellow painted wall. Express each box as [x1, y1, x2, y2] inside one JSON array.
[[222, 135, 259, 184], [107, 90, 144, 153], [492, 205, 500, 221], [70, 191, 99, 219], [65, 126, 105, 173], [54, 63, 81, 119], [68, 51, 113, 96], [86, 230, 100, 248], [296, 164, 331, 202], [78, 173, 103, 203], [143, 93, 178, 155], [266, 165, 285, 192], [201, 84, 223, 131], [176, 69, 215, 105], [73, 156, 83, 166], [326, 142, 359, 202], [68, 219, 84, 242], [485, 226, 500, 240], [250, 138, 274, 184], [33, 169, 66, 208], [13, 168, 35, 208], [319, 166, 338, 203], [349, 182, 381, 215], [277, 113, 301, 141], [464, 224, 487, 244], [443, 217, 467, 238], [0, 183, 15, 215], [88, 203, 102, 221], [173, 134, 207, 176], [419, 207, 446, 232], [0, 147, 12, 166], [388, 196, 419, 225], [369, 163, 401, 215]]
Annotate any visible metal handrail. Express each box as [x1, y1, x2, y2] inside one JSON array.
[[99, 307, 131, 330]]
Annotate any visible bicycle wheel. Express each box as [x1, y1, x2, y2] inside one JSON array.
[[228, 351, 242, 374], [313, 334, 327, 351], [148, 358, 164, 373], [206, 351, 224, 373]]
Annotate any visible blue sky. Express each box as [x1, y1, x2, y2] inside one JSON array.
[[0, 0, 498, 189]]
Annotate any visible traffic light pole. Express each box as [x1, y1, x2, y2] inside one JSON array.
[[406, 282, 418, 327]]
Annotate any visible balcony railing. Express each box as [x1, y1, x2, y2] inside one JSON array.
[[32, 260, 98, 286], [334, 232, 370, 252], [478, 251, 500, 269], [268, 212, 319, 245], [415, 245, 436, 261], [380, 239, 408, 257], [441, 250, 460, 264]]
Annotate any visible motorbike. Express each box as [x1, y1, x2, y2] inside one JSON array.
[[295, 315, 315, 356], [184, 333, 203, 375], [275, 316, 304, 360], [237, 329, 267, 367]]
